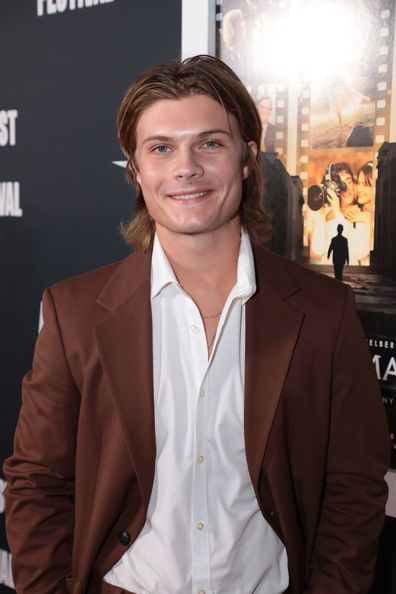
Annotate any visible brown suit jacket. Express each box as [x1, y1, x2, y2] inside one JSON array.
[[4, 246, 390, 594]]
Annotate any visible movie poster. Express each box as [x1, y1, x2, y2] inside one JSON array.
[[217, 0, 396, 494], [217, 0, 395, 266]]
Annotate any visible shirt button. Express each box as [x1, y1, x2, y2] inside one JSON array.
[[196, 521, 205, 531], [190, 325, 200, 334], [118, 530, 130, 545], [199, 388, 206, 398], [197, 454, 204, 464]]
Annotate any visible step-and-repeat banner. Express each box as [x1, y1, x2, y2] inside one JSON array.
[[0, 1, 181, 590]]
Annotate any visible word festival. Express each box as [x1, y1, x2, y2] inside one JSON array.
[[37, 0, 114, 16]]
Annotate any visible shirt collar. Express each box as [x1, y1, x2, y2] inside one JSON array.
[[150, 234, 180, 299], [235, 228, 256, 303], [150, 228, 257, 302]]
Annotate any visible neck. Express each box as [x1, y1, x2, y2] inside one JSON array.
[[156, 220, 241, 311]]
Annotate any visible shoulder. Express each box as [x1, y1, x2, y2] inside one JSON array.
[[46, 249, 151, 314], [253, 245, 349, 311], [253, 247, 358, 349], [50, 260, 122, 299]]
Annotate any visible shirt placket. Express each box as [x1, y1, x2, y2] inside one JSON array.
[[186, 298, 211, 594]]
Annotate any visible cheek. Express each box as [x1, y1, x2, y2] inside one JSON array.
[[136, 161, 164, 190], [210, 155, 245, 185], [362, 187, 371, 200]]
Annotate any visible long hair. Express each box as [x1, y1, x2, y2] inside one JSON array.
[[117, 54, 271, 251]]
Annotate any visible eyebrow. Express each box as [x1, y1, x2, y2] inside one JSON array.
[[141, 129, 232, 146]]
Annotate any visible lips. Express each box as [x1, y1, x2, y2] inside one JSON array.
[[168, 190, 210, 200]]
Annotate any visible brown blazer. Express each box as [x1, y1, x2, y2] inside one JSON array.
[[4, 246, 390, 594]]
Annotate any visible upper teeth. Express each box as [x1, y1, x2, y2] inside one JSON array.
[[173, 191, 207, 200]]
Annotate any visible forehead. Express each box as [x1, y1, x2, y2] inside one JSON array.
[[135, 95, 241, 141]]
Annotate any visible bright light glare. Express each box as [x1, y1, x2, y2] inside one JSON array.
[[252, 1, 373, 85]]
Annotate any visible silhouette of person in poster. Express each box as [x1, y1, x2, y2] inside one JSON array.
[[327, 224, 349, 281]]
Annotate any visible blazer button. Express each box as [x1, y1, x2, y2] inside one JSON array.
[[118, 530, 130, 545]]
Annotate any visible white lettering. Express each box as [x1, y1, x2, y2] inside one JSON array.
[[38, 300, 44, 333], [0, 549, 14, 588], [0, 109, 18, 146], [372, 354, 382, 381], [0, 479, 5, 513], [383, 357, 396, 382], [372, 353, 396, 382], [0, 182, 23, 217], [368, 338, 395, 350], [48, 0, 57, 14], [38, 0, 113, 15], [57, 0, 68, 12], [37, 0, 45, 16]]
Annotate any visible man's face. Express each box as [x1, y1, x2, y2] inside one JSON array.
[[339, 170, 357, 207], [258, 98, 272, 125], [134, 94, 254, 243]]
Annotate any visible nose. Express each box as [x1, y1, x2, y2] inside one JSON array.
[[174, 147, 203, 180]]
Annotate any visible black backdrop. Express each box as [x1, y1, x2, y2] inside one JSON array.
[[0, 1, 181, 590]]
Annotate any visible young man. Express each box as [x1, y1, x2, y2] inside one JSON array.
[[4, 55, 389, 594]]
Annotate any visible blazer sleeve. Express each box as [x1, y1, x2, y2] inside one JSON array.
[[305, 286, 390, 594], [3, 288, 80, 594]]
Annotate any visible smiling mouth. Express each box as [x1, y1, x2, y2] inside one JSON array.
[[169, 191, 209, 200]]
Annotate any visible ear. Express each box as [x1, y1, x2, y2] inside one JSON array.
[[242, 141, 258, 180], [129, 159, 141, 185]]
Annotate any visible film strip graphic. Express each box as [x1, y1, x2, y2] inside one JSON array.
[[374, 3, 395, 157], [296, 83, 311, 203], [269, 0, 290, 163], [216, 0, 290, 162], [296, 0, 395, 194], [274, 83, 288, 163]]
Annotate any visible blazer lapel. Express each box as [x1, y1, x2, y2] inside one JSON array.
[[94, 250, 155, 509], [245, 248, 304, 494]]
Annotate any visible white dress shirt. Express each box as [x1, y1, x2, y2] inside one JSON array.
[[104, 230, 289, 594]]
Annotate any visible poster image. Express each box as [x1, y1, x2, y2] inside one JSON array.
[[305, 148, 374, 265], [307, 1, 380, 150], [219, 0, 291, 165], [217, 0, 396, 488], [218, 0, 395, 267]]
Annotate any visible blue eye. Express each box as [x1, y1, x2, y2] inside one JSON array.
[[204, 140, 220, 148], [154, 145, 169, 153]]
